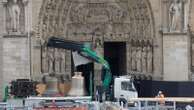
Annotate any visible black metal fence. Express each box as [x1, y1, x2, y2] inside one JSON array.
[[134, 80, 194, 97]]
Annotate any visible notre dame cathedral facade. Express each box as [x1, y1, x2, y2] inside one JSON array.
[[0, 0, 194, 98]]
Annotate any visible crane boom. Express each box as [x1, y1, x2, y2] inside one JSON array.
[[47, 37, 112, 89]]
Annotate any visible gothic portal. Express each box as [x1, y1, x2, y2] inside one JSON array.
[[34, 0, 156, 87], [0, 0, 194, 98]]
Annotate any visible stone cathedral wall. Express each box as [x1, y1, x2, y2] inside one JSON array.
[[0, 0, 192, 99]]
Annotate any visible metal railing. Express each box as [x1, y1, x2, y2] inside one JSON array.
[[128, 97, 194, 110]]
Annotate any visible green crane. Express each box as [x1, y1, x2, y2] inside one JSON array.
[[47, 37, 112, 90]]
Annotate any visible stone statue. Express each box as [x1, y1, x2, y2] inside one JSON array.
[[169, 0, 182, 32], [54, 48, 61, 73], [93, 36, 103, 88], [147, 45, 153, 73], [94, 38, 103, 49], [93, 37, 103, 59], [6, 0, 28, 33], [8, 0, 21, 32], [142, 46, 147, 73], [42, 46, 49, 73], [136, 46, 142, 72], [48, 48, 55, 73], [60, 49, 66, 74], [131, 47, 136, 71]]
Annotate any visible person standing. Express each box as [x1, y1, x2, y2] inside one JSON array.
[[156, 91, 165, 105]]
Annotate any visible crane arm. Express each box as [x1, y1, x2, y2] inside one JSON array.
[[47, 37, 112, 89]]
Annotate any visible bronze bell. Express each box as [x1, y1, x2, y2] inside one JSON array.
[[68, 72, 87, 96], [43, 74, 59, 96]]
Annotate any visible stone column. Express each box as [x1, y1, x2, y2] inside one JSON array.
[[93, 50, 103, 98], [31, 38, 41, 81], [93, 37, 104, 96], [153, 37, 163, 80], [126, 41, 132, 73], [183, 0, 190, 31], [65, 50, 71, 78]]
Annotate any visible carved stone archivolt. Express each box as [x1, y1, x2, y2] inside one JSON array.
[[36, 0, 155, 78], [130, 39, 153, 74]]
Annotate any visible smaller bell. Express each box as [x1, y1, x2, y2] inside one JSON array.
[[43, 74, 59, 96], [68, 72, 87, 96]]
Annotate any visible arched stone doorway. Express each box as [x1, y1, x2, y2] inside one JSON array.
[[34, 0, 156, 86]]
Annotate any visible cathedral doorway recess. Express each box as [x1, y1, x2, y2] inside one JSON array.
[[104, 42, 127, 76]]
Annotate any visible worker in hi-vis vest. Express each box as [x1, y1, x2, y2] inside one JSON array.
[[156, 91, 165, 105]]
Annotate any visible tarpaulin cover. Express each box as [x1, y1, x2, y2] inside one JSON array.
[[134, 80, 194, 97]]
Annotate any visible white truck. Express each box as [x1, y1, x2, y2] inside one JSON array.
[[114, 76, 138, 101]]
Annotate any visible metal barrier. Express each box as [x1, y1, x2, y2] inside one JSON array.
[[128, 97, 194, 110], [0, 106, 88, 110], [2, 97, 194, 110]]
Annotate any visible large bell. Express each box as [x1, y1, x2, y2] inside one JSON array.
[[43, 74, 59, 96], [68, 72, 87, 96]]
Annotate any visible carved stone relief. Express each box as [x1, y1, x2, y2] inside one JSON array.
[[38, 0, 72, 40], [161, 0, 189, 32], [66, 2, 130, 39], [169, 0, 183, 32], [41, 46, 66, 74], [5, 0, 28, 34], [130, 40, 153, 74], [36, 0, 155, 81]]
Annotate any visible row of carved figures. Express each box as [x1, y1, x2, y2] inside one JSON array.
[[131, 44, 153, 73], [41, 42, 153, 74], [41, 47, 66, 74]]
